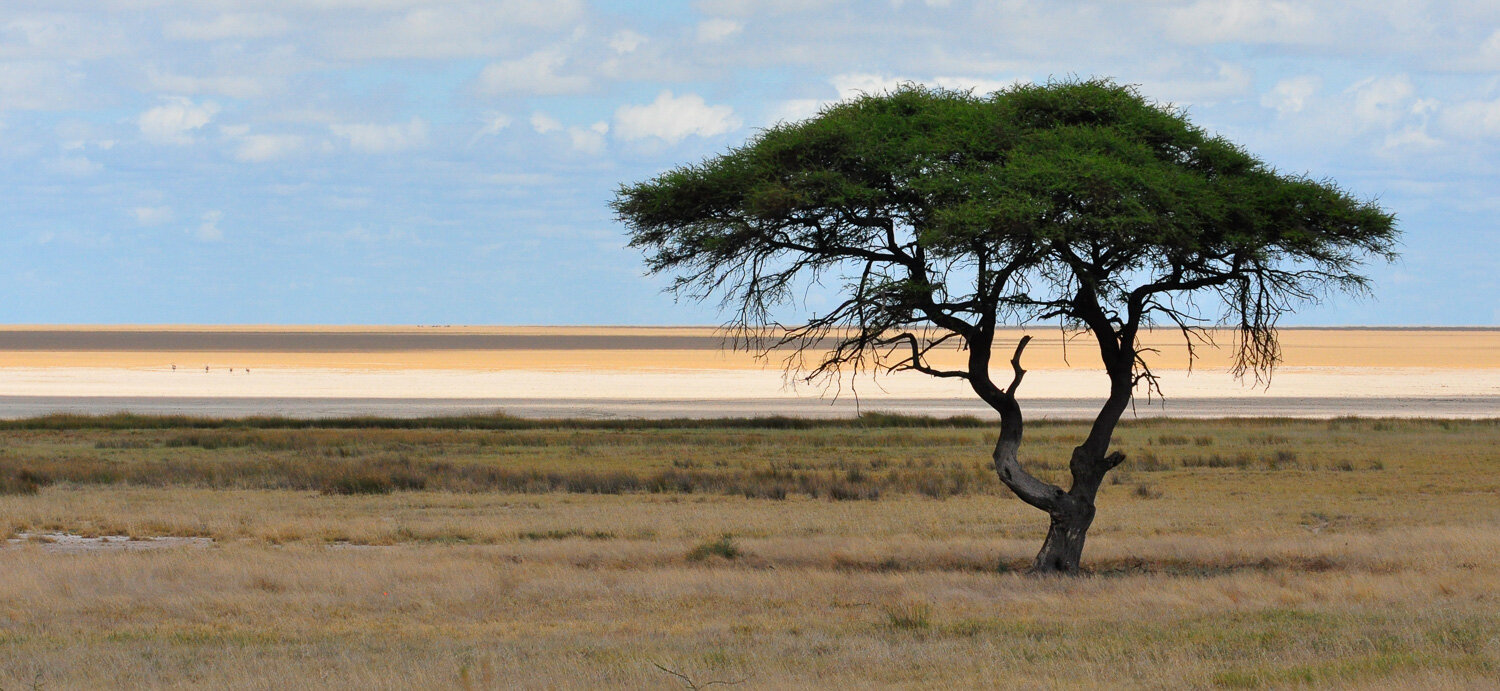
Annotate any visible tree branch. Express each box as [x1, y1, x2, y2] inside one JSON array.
[[1005, 334, 1033, 397]]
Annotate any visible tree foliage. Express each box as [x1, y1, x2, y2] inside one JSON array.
[[616, 79, 1394, 384], [613, 79, 1398, 573]]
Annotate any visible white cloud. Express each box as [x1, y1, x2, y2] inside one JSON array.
[[1240, 74, 1448, 158], [696, 0, 845, 16], [569, 121, 609, 155], [164, 14, 291, 41], [528, 112, 606, 153], [1482, 30, 1500, 66], [486, 172, 557, 186], [530, 112, 563, 134], [193, 211, 224, 242], [1382, 126, 1441, 153], [1348, 75, 1415, 128], [45, 155, 102, 177], [767, 99, 827, 125], [829, 73, 1017, 99], [613, 91, 741, 144], [0, 61, 84, 110], [1139, 61, 1255, 104], [330, 117, 428, 153], [138, 97, 220, 145], [1262, 75, 1321, 115], [609, 30, 647, 54], [0, 13, 130, 60], [469, 112, 513, 144], [1163, 0, 1319, 45], [327, 2, 587, 60], [264, 108, 342, 126], [831, 73, 911, 100], [54, 120, 111, 150], [147, 70, 268, 99], [1440, 98, 1500, 138], [696, 19, 743, 43], [132, 206, 176, 226], [58, 139, 114, 153], [476, 49, 590, 96], [767, 75, 1019, 126], [233, 133, 305, 162], [931, 76, 1025, 95]]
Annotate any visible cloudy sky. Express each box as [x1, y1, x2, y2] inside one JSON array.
[[2, 0, 1497, 325]]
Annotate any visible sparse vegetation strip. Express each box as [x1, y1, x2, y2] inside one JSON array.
[[0, 410, 995, 431], [2, 417, 1488, 502]]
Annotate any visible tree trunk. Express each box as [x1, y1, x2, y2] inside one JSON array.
[[1025, 446, 1124, 575], [979, 334, 1131, 576], [1031, 505, 1095, 574]]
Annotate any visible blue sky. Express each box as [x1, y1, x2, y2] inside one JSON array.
[[1, 0, 1497, 325]]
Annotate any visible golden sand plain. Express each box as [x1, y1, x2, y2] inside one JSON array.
[[1, 325, 1497, 370], [2, 327, 1497, 413]]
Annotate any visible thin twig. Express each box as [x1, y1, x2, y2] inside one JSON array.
[[652, 662, 747, 690]]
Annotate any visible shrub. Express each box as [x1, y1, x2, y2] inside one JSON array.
[[1265, 450, 1299, 469], [0, 469, 47, 495], [1133, 483, 1162, 500], [686, 534, 740, 561], [826, 481, 882, 501], [1130, 450, 1172, 471], [742, 484, 788, 500], [883, 600, 932, 631], [519, 529, 615, 541], [320, 474, 396, 495]]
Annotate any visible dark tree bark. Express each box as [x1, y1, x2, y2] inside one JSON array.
[[1029, 447, 1124, 574], [980, 304, 1133, 575]]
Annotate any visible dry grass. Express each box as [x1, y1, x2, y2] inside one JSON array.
[[1, 416, 1498, 688]]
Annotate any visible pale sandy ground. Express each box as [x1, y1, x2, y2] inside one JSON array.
[[1, 326, 1497, 419], [5, 533, 213, 553], [4, 325, 1499, 369]]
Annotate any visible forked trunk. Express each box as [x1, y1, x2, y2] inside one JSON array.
[[980, 334, 1128, 576], [1021, 446, 1122, 575], [1030, 483, 1101, 574]]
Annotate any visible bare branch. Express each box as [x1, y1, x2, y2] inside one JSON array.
[[1005, 335, 1033, 397], [652, 662, 747, 690], [991, 435, 1067, 513], [879, 331, 969, 379]]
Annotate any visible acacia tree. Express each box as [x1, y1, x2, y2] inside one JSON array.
[[612, 80, 1397, 574]]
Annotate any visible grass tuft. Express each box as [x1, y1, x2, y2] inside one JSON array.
[[882, 600, 933, 631], [686, 535, 741, 562]]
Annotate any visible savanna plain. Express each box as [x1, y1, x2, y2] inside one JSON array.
[[2, 414, 1498, 689]]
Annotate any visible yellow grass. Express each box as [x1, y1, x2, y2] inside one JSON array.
[[1, 418, 1498, 688]]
